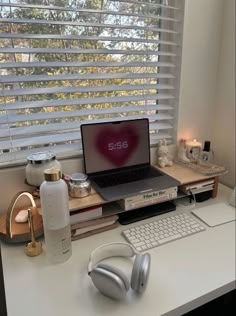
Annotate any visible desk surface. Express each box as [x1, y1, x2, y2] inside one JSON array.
[[2, 184, 236, 316], [155, 163, 216, 185]]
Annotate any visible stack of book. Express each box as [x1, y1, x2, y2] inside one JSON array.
[[117, 187, 178, 211], [70, 205, 119, 240], [70, 205, 103, 225]]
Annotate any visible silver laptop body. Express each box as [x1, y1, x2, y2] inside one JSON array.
[[81, 118, 179, 201]]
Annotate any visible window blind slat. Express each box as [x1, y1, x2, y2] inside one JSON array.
[[117, 0, 179, 10], [0, 1, 180, 12], [0, 61, 176, 69], [0, 7, 179, 23], [0, 33, 177, 47], [0, 94, 175, 111], [0, 106, 174, 125], [0, 48, 176, 57], [0, 84, 174, 98], [0, 18, 178, 34], [0, 0, 184, 166], [1, 73, 175, 84]]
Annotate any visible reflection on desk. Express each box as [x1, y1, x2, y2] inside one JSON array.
[[1, 184, 236, 316]]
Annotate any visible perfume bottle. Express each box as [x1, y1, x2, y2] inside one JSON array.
[[200, 141, 212, 163]]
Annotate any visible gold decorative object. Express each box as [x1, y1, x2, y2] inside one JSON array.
[[0, 191, 43, 243], [25, 209, 43, 257]]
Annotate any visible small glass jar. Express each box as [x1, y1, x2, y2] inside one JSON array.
[[68, 173, 91, 198], [25, 151, 62, 187]]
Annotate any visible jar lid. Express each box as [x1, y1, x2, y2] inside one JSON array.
[[70, 173, 88, 184], [27, 151, 56, 164], [44, 168, 61, 182]]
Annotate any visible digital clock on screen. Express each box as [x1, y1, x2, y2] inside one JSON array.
[[108, 141, 128, 151]]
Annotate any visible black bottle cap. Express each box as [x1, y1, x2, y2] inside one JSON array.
[[203, 141, 211, 152]]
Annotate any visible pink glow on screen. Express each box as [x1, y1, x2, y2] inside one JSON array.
[[95, 125, 140, 167], [82, 119, 150, 174]]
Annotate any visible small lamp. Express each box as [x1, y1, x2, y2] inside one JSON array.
[[0, 191, 43, 244]]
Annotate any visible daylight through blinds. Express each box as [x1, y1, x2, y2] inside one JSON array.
[[0, 0, 184, 165]]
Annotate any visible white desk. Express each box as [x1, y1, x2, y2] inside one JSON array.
[[1, 184, 235, 316]]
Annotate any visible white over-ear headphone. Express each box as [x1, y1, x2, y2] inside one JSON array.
[[88, 242, 151, 300]]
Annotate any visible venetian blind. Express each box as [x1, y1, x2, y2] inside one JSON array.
[[0, 0, 184, 166]]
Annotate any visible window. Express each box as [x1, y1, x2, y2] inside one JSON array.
[[0, 0, 184, 166]]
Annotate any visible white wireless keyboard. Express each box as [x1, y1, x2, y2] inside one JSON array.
[[122, 213, 206, 252]]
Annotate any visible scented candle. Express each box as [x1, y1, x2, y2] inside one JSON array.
[[186, 139, 202, 161]]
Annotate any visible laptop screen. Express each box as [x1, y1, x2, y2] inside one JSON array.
[[81, 119, 150, 174]]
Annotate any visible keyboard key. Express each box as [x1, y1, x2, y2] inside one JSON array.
[[158, 233, 182, 244]]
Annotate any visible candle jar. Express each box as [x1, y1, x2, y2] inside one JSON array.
[[68, 173, 91, 198], [186, 139, 202, 161], [25, 152, 62, 187]]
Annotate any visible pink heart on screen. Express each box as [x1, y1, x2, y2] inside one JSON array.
[[95, 126, 139, 167]]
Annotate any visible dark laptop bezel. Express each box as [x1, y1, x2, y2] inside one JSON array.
[[81, 118, 152, 178]]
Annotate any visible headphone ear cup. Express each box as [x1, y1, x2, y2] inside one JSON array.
[[131, 253, 143, 291], [90, 263, 129, 300], [97, 263, 130, 291], [131, 253, 150, 293]]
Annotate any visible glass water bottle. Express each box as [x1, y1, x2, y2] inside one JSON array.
[[40, 168, 72, 264]]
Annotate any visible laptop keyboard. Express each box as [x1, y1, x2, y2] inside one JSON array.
[[92, 167, 162, 188]]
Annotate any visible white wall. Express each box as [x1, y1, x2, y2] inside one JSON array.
[[177, 0, 235, 188], [0, 0, 235, 213], [211, 0, 235, 188], [178, 0, 223, 141]]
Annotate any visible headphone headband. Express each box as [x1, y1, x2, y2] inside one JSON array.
[[88, 242, 138, 273]]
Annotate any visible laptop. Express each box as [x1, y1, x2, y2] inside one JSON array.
[[81, 118, 179, 201]]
